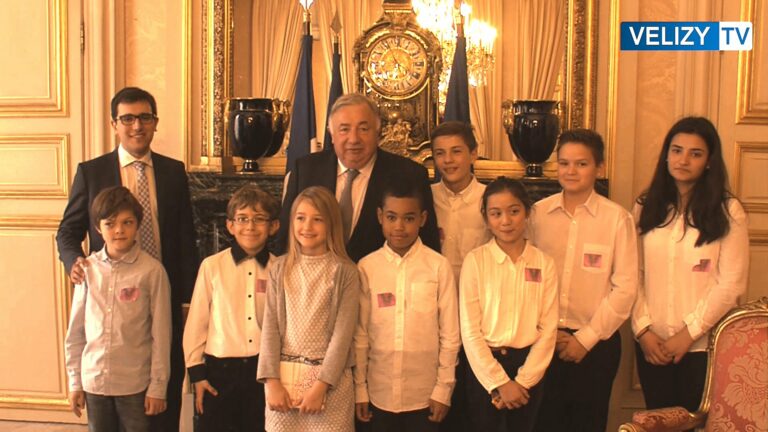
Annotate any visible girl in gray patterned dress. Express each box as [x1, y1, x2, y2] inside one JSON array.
[[257, 186, 360, 432]]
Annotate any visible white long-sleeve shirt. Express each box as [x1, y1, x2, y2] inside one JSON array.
[[431, 177, 491, 281], [459, 240, 558, 391], [631, 199, 749, 351], [354, 239, 460, 411], [529, 191, 638, 350], [183, 245, 272, 382], [65, 242, 171, 398]]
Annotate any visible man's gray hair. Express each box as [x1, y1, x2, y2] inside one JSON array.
[[328, 93, 381, 130]]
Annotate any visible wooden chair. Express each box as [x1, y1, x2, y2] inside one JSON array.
[[619, 297, 768, 432]]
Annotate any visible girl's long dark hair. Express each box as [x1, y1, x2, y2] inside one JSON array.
[[637, 116, 733, 246]]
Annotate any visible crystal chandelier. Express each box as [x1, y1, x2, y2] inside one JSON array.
[[413, 1, 497, 113]]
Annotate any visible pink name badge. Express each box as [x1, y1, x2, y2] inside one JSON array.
[[583, 253, 603, 268], [377, 293, 396, 308], [256, 279, 267, 293], [118, 286, 139, 302], [692, 259, 712, 272], [525, 268, 542, 283]]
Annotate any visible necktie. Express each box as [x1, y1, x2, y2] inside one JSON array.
[[339, 168, 359, 241], [133, 161, 160, 259]]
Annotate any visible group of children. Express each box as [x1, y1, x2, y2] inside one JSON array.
[[65, 116, 749, 432]]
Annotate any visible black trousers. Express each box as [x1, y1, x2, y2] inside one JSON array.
[[465, 346, 543, 432], [534, 330, 622, 432], [439, 348, 469, 432], [195, 354, 265, 432], [150, 331, 184, 432], [369, 405, 438, 432], [635, 342, 707, 413]]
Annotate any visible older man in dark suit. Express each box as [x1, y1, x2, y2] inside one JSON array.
[[56, 87, 198, 432], [276, 93, 440, 261]]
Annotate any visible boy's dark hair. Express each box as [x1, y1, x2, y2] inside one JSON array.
[[227, 184, 281, 220], [110, 87, 157, 119], [430, 121, 478, 152], [556, 128, 605, 165], [91, 186, 143, 227], [379, 178, 425, 211], [481, 176, 533, 217]]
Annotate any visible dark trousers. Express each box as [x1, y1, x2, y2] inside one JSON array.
[[195, 354, 265, 432], [466, 346, 543, 432], [439, 348, 469, 432], [369, 405, 438, 432], [150, 329, 184, 432], [635, 342, 707, 413], [85, 391, 149, 432], [534, 330, 622, 432]]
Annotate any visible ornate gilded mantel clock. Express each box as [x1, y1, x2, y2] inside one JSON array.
[[353, 0, 442, 163]]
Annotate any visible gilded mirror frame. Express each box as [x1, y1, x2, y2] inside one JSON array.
[[199, 0, 598, 177]]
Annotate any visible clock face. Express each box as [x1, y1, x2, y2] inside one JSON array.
[[367, 34, 428, 96]]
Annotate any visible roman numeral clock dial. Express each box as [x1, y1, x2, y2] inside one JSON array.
[[366, 34, 428, 96]]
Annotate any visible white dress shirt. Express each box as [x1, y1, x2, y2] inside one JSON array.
[[335, 155, 375, 234], [65, 242, 171, 398], [459, 240, 558, 391], [431, 177, 491, 281], [354, 239, 460, 411], [118, 144, 162, 260], [631, 199, 749, 352], [529, 191, 638, 350], [183, 245, 272, 381]]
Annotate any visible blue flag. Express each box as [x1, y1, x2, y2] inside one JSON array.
[[286, 34, 317, 175], [323, 42, 343, 152], [444, 36, 470, 123], [436, 35, 471, 182]]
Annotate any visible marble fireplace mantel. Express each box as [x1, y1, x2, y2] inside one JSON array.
[[188, 171, 608, 260]]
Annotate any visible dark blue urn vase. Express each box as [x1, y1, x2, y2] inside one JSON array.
[[227, 98, 290, 172], [502, 100, 560, 177]]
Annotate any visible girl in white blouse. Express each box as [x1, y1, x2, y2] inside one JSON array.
[[632, 117, 749, 413], [460, 177, 558, 432]]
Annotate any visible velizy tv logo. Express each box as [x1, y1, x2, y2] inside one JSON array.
[[621, 22, 752, 51]]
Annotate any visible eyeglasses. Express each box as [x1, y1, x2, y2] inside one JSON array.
[[231, 216, 271, 226], [116, 113, 157, 126]]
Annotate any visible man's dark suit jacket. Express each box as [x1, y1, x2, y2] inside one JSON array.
[[276, 148, 441, 262], [56, 149, 198, 431], [56, 149, 198, 310]]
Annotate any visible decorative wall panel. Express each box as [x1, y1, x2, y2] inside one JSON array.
[[0, 135, 69, 199], [737, 0, 768, 124], [733, 141, 768, 213], [0, 218, 70, 410], [0, 0, 67, 116]]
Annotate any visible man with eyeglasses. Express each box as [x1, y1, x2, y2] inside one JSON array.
[[57, 86, 198, 432]]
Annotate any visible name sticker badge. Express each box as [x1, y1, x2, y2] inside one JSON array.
[[692, 259, 712, 273], [256, 279, 267, 293], [377, 293, 396, 308], [583, 253, 603, 268], [525, 268, 542, 283], [118, 286, 140, 302], [620, 22, 752, 51]]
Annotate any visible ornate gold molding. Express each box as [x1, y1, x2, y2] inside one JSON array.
[[736, 0, 767, 124], [0, 0, 68, 117], [199, 0, 231, 167], [750, 230, 768, 245], [0, 217, 71, 410], [606, 0, 621, 185], [182, 0, 192, 166], [0, 134, 70, 199], [565, 0, 599, 130]]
